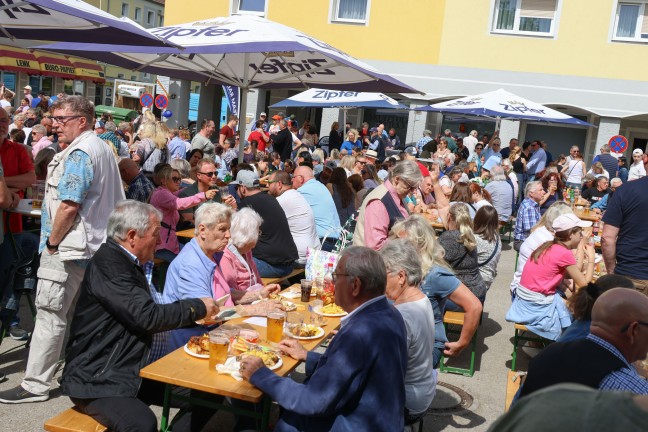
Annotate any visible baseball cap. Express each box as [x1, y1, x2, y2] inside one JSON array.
[[369, 127, 379, 133], [272, 115, 281, 120], [94, 120, 105, 129], [260, 112, 267, 117], [552, 214, 592, 232], [632, 148, 643, 156], [366, 149, 378, 159], [230, 170, 260, 188], [404, 146, 417, 156], [324, 160, 337, 170], [24, 85, 32, 90]]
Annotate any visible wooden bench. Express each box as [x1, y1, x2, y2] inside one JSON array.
[[511, 323, 551, 371], [44, 408, 107, 432], [505, 370, 526, 411], [439, 311, 479, 377], [261, 267, 305, 286]]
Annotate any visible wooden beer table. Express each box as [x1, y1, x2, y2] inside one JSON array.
[[176, 228, 195, 239], [140, 284, 341, 431], [573, 209, 601, 223]]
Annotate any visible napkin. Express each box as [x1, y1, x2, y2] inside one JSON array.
[[216, 356, 243, 381], [279, 290, 301, 299]]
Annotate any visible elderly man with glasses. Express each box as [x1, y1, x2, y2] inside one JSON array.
[[518, 288, 648, 398], [240, 246, 408, 432], [0, 96, 125, 404]]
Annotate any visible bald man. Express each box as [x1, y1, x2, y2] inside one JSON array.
[[519, 288, 648, 398], [118, 158, 154, 203]]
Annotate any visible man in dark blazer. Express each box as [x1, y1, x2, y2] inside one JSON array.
[[240, 246, 408, 431]]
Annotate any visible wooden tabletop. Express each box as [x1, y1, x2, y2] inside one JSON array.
[[573, 210, 601, 222], [140, 284, 342, 402], [176, 228, 195, 239]]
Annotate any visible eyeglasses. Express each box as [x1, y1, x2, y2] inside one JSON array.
[[620, 321, 648, 333], [31, 132, 38, 135], [52, 115, 82, 124], [171, 176, 182, 183], [198, 171, 217, 177], [357, 160, 367, 165], [400, 177, 418, 192], [332, 272, 350, 283]]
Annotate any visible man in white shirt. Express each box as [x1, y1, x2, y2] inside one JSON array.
[[267, 170, 319, 264], [463, 130, 478, 159]]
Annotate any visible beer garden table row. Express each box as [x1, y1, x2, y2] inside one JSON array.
[[139, 284, 340, 432]]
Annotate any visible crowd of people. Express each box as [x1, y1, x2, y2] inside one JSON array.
[[1, 92, 647, 431]]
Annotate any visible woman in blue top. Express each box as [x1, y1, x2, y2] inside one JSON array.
[[340, 129, 362, 153], [390, 215, 482, 368]]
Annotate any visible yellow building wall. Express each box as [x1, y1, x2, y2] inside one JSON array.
[[439, 0, 648, 81], [163, 0, 445, 64]]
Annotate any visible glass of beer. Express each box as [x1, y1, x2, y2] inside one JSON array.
[[267, 311, 286, 343], [208, 331, 230, 370]]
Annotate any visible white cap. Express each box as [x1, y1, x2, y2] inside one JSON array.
[[552, 214, 592, 232], [260, 112, 266, 116], [632, 148, 643, 156]]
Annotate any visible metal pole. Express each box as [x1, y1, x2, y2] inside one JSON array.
[[238, 86, 248, 157]]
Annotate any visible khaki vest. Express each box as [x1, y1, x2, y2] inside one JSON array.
[[45, 130, 125, 261]]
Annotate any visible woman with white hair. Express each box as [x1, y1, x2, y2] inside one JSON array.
[[485, 165, 514, 222], [380, 239, 436, 427], [170, 158, 194, 187], [30, 124, 52, 158], [220, 208, 282, 313]]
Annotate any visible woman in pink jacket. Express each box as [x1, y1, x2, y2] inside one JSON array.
[[149, 165, 217, 262], [218, 208, 282, 314]]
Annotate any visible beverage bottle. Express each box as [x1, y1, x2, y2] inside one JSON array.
[[569, 188, 575, 209], [323, 263, 335, 305]]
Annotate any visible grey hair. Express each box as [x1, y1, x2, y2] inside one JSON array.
[[170, 158, 191, 178], [30, 124, 47, 135], [194, 202, 233, 235], [470, 130, 478, 137], [501, 158, 512, 169], [105, 121, 117, 132], [380, 239, 423, 287], [390, 160, 423, 186], [423, 129, 432, 137], [107, 199, 161, 241], [610, 177, 622, 187], [444, 129, 451, 135], [525, 180, 541, 198], [600, 144, 610, 153], [340, 246, 387, 297], [445, 153, 455, 164], [118, 121, 131, 132], [490, 165, 507, 181], [51, 95, 94, 125], [230, 207, 263, 249]]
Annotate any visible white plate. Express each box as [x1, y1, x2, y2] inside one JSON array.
[[284, 326, 325, 340], [313, 305, 347, 317], [184, 343, 209, 359]]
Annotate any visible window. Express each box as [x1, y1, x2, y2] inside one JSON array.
[[121, 3, 129, 17], [146, 10, 155, 26], [28, 76, 52, 96], [492, 0, 558, 36], [135, 7, 142, 21], [63, 80, 85, 96], [332, 0, 369, 23], [614, 2, 648, 41], [232, 0, 266, 16], [0, 71, 16, 91], [159, 14, 164, 26]]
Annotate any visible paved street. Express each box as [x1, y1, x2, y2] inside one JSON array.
[[0, 243, 534, 431]]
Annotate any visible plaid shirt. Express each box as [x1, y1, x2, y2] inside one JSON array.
[[514, 198, 540, 242], [125, 172, 155, 203], [588, 334, 648, 394], [116, 245, 168, 365]]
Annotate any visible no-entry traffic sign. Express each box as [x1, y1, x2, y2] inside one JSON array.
[[609, 135, 628, 153]]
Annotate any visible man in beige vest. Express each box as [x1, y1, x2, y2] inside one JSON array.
[[0, 96, 125, 403]]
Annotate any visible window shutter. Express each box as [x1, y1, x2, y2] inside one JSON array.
[[642, 7, 648, 35], [520, 0, 556, 18]]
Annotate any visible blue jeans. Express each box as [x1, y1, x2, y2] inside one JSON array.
[[0, 231, 40, 327], [252, 258, 293, 278]]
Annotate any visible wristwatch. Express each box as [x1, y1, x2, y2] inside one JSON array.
[[46, 238, 59, 251]]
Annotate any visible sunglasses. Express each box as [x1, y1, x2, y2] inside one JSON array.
[[171, 177, 182, 182], [198, 171, 217, 177]]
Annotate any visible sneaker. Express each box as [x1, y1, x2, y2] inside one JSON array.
[[0, 385, 48, 404], [9, 326, 29, 341]]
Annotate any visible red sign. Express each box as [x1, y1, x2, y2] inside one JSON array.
[[155, 94, 169, 110], [140, 93, 153, 108], [608, 135, 628, 153]]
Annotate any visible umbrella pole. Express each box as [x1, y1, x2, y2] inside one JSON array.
[[238, 87, 249, 158]]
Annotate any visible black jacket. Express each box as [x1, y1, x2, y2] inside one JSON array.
[[270, 128, 293, 161], [61, 239, 207, 399]]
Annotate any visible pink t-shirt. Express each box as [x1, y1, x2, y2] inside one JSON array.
[[519, 244, 576, 295]]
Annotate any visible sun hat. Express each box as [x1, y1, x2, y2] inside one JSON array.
[[552, 214, 592, 232], [365, 149, 378, 159]]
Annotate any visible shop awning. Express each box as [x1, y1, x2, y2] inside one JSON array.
[[0, 46, 41, 74], [68, 56, 105, 84], [34, 53, 76, 79]]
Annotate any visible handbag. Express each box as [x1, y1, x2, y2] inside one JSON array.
[[305, 229, 341, 280]]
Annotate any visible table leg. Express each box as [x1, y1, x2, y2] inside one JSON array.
[[260, 395, 272, 432], [160, 384, 172, 432]]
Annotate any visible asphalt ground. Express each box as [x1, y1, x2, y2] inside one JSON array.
[[0, 242, 534, 431]]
